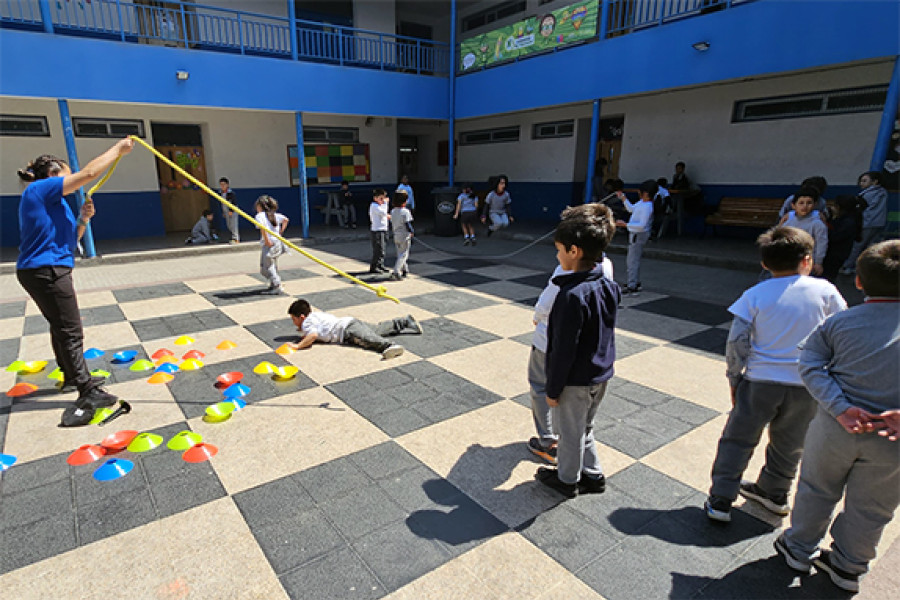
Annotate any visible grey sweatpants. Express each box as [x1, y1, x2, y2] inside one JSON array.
[[527, 347, 557, 447], [552, 382, 607, 484], [626, 230, 650, 288], [393, 235, 411, 277], [342, 317, 415, 353], [709, 379, 817, 501], [259, 246, 281, 288], [784, 407, 900, 575]]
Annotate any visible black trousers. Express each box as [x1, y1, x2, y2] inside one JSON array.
[[370, 230, 388, 270], [17, 266, 93, 393]]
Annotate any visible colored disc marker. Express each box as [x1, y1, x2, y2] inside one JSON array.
[[155, 355, 178, 366], [6, 383, 38, 398], [67, 444, 106, 466], [272, 365, 298, 380], [151, 348, 174, 359], [47, 367, 64, 381], [5, 361, 25, 372], [206, 402, 236, 419], [275, 343, 296, 356], [84, 348, 105, 359], [90, 407, 115, 425], [100, 430, 139, 451], [0, 453, 17, 471], [226, 397, 247, 411], [252, 361, 276, 375], [174, 336, 195, 346], [182, 350, 205, 360], [129, 359, 155, 372], [216, 340, 237, 350], [154, 362, 180, 374], [93, 458, 134, 481], [111, 350, 137, 364], [147, 372, 174, 384], [167, 431, 202, 451], [216, 372, 243, 387], [183, 443, 218, 463], [90, 369, 111, 378], [127, 433, 163, 453], [223, 382, 250, 398], [180, 359, 204, 371], [19, 361, 48, 374]]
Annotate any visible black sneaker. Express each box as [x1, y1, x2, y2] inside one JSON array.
[[633, 283, 643, 293], [577, 473, 606, 494], [535, 467, 576, 498], [470, 238, 476, 246], [814, 550, 860, 593], [378, 266, 391, 273], [774, 533, 812, 573], [75, 386, 118, 410], [405, 315, 423, 335], [58, 376, 106, 394], [704, 495, 732, 522], [59, 404, 95, 428], [739, 481, 789, 516], [527, 437, 557, 465], [463, 238, 471, 246]]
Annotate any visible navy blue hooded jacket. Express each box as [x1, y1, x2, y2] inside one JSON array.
[[545, 265, 620, 399]]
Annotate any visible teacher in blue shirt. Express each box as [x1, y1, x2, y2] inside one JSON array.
[[16, 137, 133, 426]]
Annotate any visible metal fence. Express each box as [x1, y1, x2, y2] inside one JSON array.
[[0, 0, 450, 75], [606, 0, 751, 36]]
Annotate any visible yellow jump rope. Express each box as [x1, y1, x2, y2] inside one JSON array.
[[86, 136, 399, 303]]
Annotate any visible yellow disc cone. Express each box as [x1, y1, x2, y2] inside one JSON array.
[[253, 361, 276, 375], [174, 336, 195, 346], [180, 358, 204, 371]]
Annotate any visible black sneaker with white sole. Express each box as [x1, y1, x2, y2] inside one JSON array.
[[704, 495, 732, 522], [535, 467, 576, 498], [739, 481, 790, 516], [773, 534, 812, 573], [59, 404, 95, 428], [75, 386, 118, 410], [813, 550, 860, 593], [577, 473, 606, 494]]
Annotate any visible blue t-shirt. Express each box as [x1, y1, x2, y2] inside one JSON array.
[[17, 177, 77, 270]]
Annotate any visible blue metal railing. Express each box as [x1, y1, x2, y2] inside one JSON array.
[[0, 0, 449, 75], [606, 0, 751, 37]]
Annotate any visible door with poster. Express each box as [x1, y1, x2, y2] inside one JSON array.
[[597, 116, 624, 180], [155, 146, 209, 232]]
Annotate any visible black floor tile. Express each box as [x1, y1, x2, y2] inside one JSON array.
[[80, 304, 127, 328], [671, 327, 728, 356], [252, 507, 346, 574], [432, 258, 498, 270], [130, 309, 236, 342], [201, 286, 281, 307], [0, 479, 72, 529], [0, 301, 27, 319], [22, 315, 48, 336], [424, 270, 496, 287], [630, 297, 732, 326], [0, 453, 69, 495], [615, 308, 710, 342], [409, 493, 508, 557], [519, 504, 619, 572], [302, 287, 393, 311], [318, 486, 407, 540], [0, 515, 77, 575], [76, 487, 157, 545], [279, 547, 385, 600], [394, 317, 499, 358], [0, 338, 21, 370], [510, 332, 534, 346], [113, 283, 195, 303], [403, 290, 495, 315], [608, 463, 698, 511], [292, 456, 372, 504], [244, 320, 300, 349], [353, 520, 452, 592], [234, 475, 315, 526], [615, 334, 657, 359], [150, 469, 226, 518]]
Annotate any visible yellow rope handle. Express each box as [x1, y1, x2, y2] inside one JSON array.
[[127, 136, 399, 303]]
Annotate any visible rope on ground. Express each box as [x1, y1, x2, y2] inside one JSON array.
[[123, 136, 399, 303], [412, 228, 557, 261]]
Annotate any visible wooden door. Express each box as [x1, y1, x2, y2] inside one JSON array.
[[598, 140, 622, 180], [156, 146, 210, 232]]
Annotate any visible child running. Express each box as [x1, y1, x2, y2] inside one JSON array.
[[615, 179, 656, 295], [535, 203, 620, 498], [390, 191, 414, 281], [255, 195, 289, 295], [369, 189, 390, 273], [287, 299, 423, 360], [775, 240, 900, 593], [527, 204, 615, 466], [705, 226, 846, 523]]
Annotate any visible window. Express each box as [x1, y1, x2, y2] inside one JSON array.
[[73, 118, 145, 138], [302, 127, 359, 143], [0, 114, 50, 137], [460, 126, 520, 145], [732, 85, 888, 122], [533, 120, 574, 139], [462, 1, 527, 32]]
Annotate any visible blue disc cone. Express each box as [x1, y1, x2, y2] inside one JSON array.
[[223, 382, 250, 398], [111, 350, 137, 364], [93, 458, 134, 481], [84, 348, 105, 359], [0, 453, 17, 472], [226, 397, 247, 411], [155, 362, 180, 374]]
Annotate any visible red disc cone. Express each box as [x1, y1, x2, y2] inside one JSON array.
[[67, 444, 107, 466], [151, 348, 174, 359], [183, 443, 218, 463], [215, 371, 244, 387], [100, 429, 139, 451], [182, 350, 205, 360]]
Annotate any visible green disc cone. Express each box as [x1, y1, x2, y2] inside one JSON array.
[[5, 361, 25, 373], [166, 430, 202, 451], [205, 402, 236, 419], [126, 432, 163, 453], [129, 359, 155, 372], [89, 407, 115, 425], [48, 367, 64, 381], [90, 369, 111, 378]]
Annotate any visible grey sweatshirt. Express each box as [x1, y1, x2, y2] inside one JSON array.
[[784, 211, 828, 265], [799, 300, 900, 418]]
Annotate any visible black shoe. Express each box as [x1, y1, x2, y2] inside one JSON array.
[[774, 534, 812, 573], [527, 437, 557, 465], [704, 495, 732, 522], [814, 550, 860, 593], [378, 266, 391, 273], [405, 315, 423, 335], [577, 473, 606, 494], [463, 238, 471, 246], [75, 386, 118, 410], [739, 481, 789, 516], [59, 404, 95, 428], [59, 376, 106, 394], [470, 238, 476, 246], [535, 467, 576, 498]]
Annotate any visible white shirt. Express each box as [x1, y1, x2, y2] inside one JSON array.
[[532, 257, 614, 353], [396, 183, 415, 210], [255, 212, 286, 246], [624, 199, 653, 233], [301, 312, 354, 344], [728, 275, 846, 385], [369, 201, 389, 231]]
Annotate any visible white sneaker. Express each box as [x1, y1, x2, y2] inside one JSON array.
[[382, 344, 404, 359]]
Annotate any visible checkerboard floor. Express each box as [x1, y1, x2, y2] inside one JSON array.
[[0, 244, 893, 599]]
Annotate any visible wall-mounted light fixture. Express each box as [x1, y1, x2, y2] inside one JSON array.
[[175, 70, 190, 81], [692, 41, 710, 52]]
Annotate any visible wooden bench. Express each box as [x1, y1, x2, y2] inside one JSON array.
[[705, 197, 784, 232]]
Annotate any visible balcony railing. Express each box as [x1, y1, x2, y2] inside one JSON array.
[[0, 0, 450, 76], [606, 0, 752, 37]]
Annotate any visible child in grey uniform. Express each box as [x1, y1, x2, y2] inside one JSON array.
[[390, 191, 414, 281], [775, 240, 900, 593]]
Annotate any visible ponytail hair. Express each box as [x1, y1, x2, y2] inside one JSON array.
[[256, 195, 279, 228], [18, 155, 68, 182]]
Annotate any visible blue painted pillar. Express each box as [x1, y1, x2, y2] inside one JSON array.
[[38, 0, 54, 33], [448, 0, 457, 186], [287, 0, 298, 61], [57, 99, 96, 258], [599, 0, 609, 40], [871, 55, 900, 172], [295, 112, 309, 238], [584, 99, 602, 205]]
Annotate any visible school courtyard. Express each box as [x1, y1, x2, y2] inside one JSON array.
[[0, 229, 897, 599]]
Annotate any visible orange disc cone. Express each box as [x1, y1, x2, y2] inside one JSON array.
[[100, 430, 139, 451], [151, 348, 174, 359], [155, 355, 178, 366], [67, 444, 107, 466], [6, 383, 38, 397], [147, 372, 174, 384], [182, 350, 205, 360], [183, 443, 218, 463], [275, 343, 296, 356], [216, 340, 237, 350]]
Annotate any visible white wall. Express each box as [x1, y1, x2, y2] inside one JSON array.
[[607, 61, 894, 186]]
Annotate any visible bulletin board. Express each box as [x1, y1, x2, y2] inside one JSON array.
[[288, 144, 371, 185]]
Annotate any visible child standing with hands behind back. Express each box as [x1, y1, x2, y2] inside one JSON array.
[[535, 203, 621, 498]]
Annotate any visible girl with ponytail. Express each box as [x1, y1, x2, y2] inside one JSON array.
[[254, 195, 289, 295]]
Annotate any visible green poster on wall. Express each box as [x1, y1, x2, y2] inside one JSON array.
[[459, 0, 598, 72]]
